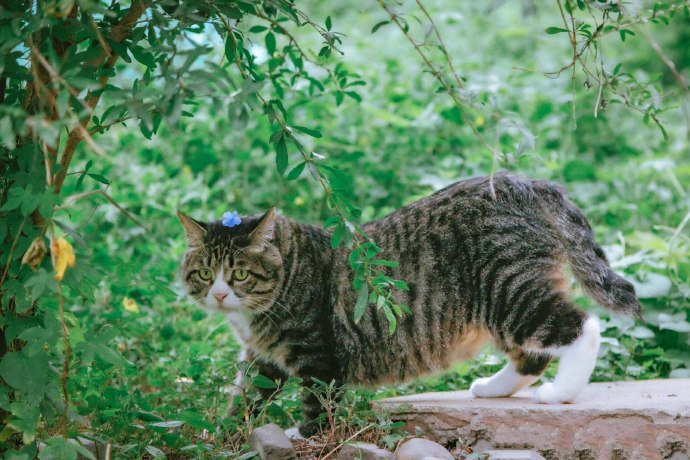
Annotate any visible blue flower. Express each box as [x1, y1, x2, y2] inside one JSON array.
[[222, 210, 242, 228]]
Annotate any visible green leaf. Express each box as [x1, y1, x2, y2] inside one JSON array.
[[330, 223, 344, 249], [269, 130, 283, 144], [382, 304, 397, 335], [135, 411, 165, 422], [178, 411, 215, 430], [107, 40, 131, 62], [371, 21, 390, 34], [131, 46, 156, 68], [0, 350, 49, 402], [38, 436, 78, 460], [7, 401, 40, 444], [619, 29, 635, 41], [323, 216, 341, 229], [25, 269, 57, 301], [292, 125, 322, 138], [150, 420, 185, 428], [56, 91, 70, 117], [265, 32, 276, 55], [345, 91, 361, 102], [275, 137, 288, 175], [87, 173, 110, 185], [391, 279, 409, 291], [326, 16, 332, 31], [224, 36, 236, 62], [252, 374, 278, 389], [79, 342, 128, 367], [286, 161, 306, 180], [545, 27, 569, 34], [371, 259, 398, 267], [354, 284, 369, 323]]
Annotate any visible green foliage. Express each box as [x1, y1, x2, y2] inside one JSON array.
[[1, 0, 689, 456]]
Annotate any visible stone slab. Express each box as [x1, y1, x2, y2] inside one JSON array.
[[484, 450, 545, 460], [395, 438, 454, 459], [376, 379, 690, 460], [337, 442, 396, 459], [248, 423, 296, 460]]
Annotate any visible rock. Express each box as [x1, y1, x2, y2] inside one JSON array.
[[395, 438, 453, 460], [248, 423, 296, 460], [337, 442, 396, 459], [484, 450, 545, 460], [376, 379, 690, 460]]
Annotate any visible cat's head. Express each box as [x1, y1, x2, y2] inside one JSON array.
[[177, 208, 284, 314]]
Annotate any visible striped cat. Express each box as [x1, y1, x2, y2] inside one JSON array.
[[178, 173, 641, 437]]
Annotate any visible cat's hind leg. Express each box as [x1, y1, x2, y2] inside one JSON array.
[[530, 315, 600, 404], [470, 350, 551, 398]]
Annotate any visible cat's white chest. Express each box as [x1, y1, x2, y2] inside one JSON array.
[[227, 311, 252, 344]]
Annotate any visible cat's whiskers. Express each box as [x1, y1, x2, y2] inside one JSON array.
[[244, 297, 289, 325], [247, 295, 295, 319], [244, 299, 282, 330]]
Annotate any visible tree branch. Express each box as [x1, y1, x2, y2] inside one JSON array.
[[52, 0, 148, 195], [57, 190, 147, 229]]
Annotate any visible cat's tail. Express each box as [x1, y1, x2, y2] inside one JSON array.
[[534, 181, 643, 319]]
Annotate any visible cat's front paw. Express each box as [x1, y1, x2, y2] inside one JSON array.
[[470, 377, 505, 398], [533, 382, 574, 404]]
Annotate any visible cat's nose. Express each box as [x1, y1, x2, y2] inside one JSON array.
[[214, 293, 228, 303]]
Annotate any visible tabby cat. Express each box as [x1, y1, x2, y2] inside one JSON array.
[[178, 173, 641, 437]]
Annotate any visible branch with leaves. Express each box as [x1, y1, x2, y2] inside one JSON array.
[[536, 0, 690, 138], [0, 0, 406, 452]]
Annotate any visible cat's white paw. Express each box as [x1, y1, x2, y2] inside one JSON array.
[[533, 382, 574, 404], [470, 377, 508, 398], [284, 426, 305, 440]]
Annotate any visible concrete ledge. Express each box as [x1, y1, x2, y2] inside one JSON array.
[[376, 379, 690, 460]]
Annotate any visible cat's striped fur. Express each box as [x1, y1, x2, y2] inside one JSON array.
[[178, 173, 641, 436]]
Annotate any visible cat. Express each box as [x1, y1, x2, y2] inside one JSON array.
[[178, 173, 641, 437]]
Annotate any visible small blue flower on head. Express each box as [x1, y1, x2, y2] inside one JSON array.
[[222, 210, 242, 228]]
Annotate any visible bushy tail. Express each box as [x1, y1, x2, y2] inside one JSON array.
[[535, 181, 642, 318]]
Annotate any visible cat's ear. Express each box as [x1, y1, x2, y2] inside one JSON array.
[[249, 207, 276, 245], [177, 211, 206, 247]]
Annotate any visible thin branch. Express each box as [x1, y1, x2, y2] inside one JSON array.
[[88, 14, 112, 59], [377, 0, 499, 197], [556, 0, 578, 129], [414, 0, 464, 90], [28, 44, 90, 112], [320, 424, 374, 460], [0, 216, 28, 289], [57, 190, 147, 229], [88, 114, 133, 135], [639, 25, 690, 140], [72, 122, 109, 159], [253, 11, 311, 63], [56, 281, 70, 434], [52, 0, 148, 195]]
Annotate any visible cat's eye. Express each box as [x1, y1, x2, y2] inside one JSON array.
[[198, 268, 214, 281], [233, 269, 249, 281]]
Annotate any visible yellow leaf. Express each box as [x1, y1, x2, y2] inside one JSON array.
[[51, 237, 75, 281], [122, 297, 139, 313], [22, 237, 47, 269], [475, 115, 485, 127]]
